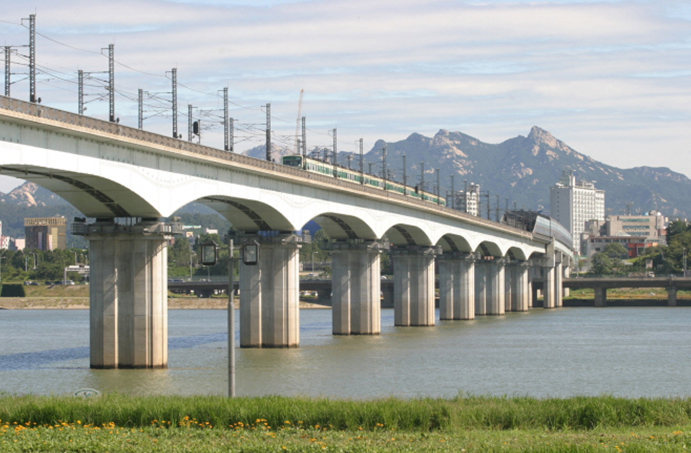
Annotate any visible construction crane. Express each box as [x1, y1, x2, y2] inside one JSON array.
[[295, 89, 304, 154]]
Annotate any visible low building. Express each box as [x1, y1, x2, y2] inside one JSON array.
[[455, 182, 480, 216]]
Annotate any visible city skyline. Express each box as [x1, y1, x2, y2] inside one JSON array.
[[1, 0, 689, 194]]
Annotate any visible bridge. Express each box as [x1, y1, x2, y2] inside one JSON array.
[[564, 277, 691, 307], [0, 95, 574, 369]]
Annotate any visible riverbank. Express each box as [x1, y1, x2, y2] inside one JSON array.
[[0, 297, 328, 309], [0, 394, 689, 452]]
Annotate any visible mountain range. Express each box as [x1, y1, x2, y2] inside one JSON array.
[[2, 127, 690, 238]]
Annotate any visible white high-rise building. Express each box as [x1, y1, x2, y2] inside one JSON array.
[[550, 170, 605, 253], [455, 183, 481, 217]]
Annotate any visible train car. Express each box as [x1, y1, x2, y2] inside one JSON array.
[[282, 154, 446, 206]]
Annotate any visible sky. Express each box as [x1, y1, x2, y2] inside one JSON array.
[[0, 0, 690, 193]]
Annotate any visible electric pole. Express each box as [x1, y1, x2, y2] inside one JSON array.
[[436, 169, 440, 205], [78, 70, 84, 115], [332, 128, 338, 177], [4, 47, 11, 97], [402, 152, 407, 194], [223, 87, 229, 151], [359, 138, 364, 184], [265, 103, 271, 161], [107, 44, 115, 122], [382, 145, 387, 190], [450, 175, 455, 209], [28, 14, 36, 103], [171, 68, 178, 138], [138, 88, 143, 129], [301, 116, 307, 157], [188, 104, 193, 142], [420, 162, 425, 197]]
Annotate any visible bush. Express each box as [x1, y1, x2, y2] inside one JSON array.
[[0, 284, 26, 297]]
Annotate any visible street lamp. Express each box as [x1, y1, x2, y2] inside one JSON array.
[[201, 238, 259, 397], [189, 252, 196, 280], [312, 252, 316, 276], [0, 255, 4, 283]]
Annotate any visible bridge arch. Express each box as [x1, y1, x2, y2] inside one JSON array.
[[196, 196, 295, 232], [308, 213, 377, 240], [383, 223, 433, 247], [437, 233, 473, 253]]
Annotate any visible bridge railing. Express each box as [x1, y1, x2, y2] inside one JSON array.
[[0, 95, 537, 240]]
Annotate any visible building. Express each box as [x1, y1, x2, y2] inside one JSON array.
[[550, 170, 605, 253], [24, 217, 67, 250], [455, 182, 481, 216], [605, 211, 666, 238]]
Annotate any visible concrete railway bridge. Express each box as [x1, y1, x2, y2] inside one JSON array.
[[0, 96, 574, 369]]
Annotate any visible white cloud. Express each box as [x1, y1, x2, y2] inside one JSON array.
[[0, 0, 689, 178]]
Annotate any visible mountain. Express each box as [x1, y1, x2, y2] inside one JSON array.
[[0, 182, 71, 207], [356, 126, 691, 218]]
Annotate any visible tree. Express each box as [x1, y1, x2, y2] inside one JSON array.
[[603, 243, 628, 260], [590, 252, 613, 275], [667, 220, 690, 244]]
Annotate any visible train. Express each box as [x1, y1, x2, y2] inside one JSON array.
[[281, 154, 446, 206]]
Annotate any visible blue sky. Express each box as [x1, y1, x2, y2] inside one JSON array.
[[1, 0, 690, 192]]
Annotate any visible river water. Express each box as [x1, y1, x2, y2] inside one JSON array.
[[1, 307, 690, 399]]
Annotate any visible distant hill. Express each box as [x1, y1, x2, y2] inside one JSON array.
[[356, 127, 691, 218]]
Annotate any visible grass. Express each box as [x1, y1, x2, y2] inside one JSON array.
[[566, 288, 691, 300], [1, 395, 691, 451]]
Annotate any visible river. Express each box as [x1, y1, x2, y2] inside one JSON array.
[[1, 307, 690, 398]]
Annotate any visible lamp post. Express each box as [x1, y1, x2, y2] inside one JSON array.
[[0, 255, 4, 283], [200, 238, 259, 397], [189, 252, 196, 280], [312, 251, 316, 276], [684, 247, 687, 277]]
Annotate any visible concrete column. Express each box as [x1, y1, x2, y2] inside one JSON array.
[[392, 247, 436, 326], [594, 287, 607, 307], [87, 220, 171, 369], [475, 259, 487, 315], [511, 263, 530, 312], [486, 259, 505, 315], [562, 265, 571, 298], [668, 286, 678, 307], [543, 265, 556, 309], [240, 238, 301, 348], [504, 263, 513, 312], [438, 253, 475, 320], [331, 242, 382, 335], [554, 262, 563, 308]]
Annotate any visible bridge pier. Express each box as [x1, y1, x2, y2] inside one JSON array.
[[594, 287, 607, 307], [475, 259, 488, 315], [239, 235, 301, 348], [331, 241, 383, 335], [555, 261, 563, 308], [392, 247, 437, 326], [85, 220, 172, 369], [668, 286, 677, 307], [438, 253, 475, 320], [542, 264, 556, 309], [509, 262, 530, 311], [486, 259, 505, 315]]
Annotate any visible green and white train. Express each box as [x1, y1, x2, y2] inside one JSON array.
[[282, 155, 446, 206]]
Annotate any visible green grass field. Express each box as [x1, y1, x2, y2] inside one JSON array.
[[1, 394, 690, 452]]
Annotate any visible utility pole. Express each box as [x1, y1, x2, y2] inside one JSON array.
[[402, 152, 407, 194], [171, 68, 178, 138], [301, 116, 307, 157], [188, 104, 193, 142], [495, 194, 500, 222], [450, 175, 455, 209], [486, 190, 491, 219], [420, 162, 425, 197], [368, 162, 373, 175], [347, 154, 352, 170], [436, 169, 441, 205], [107, 44, 115, 122], [332, 128, 338, 177], [138, 88, 143, 129], [223, 87, 229, 151], [28, 14, 36, 103], [359, 138, 364, 184], [265, 103, 271, 161], [78, 70, 84, 115], [4, 46, 11, 97], [382, 145, 387, 190]]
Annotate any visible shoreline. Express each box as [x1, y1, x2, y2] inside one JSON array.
[[0, 298, 330, 310]]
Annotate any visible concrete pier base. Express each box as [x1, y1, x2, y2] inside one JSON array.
[[555, 262, 563, 308], [486, 259, 505, 315], [86, 220, 172, 369], [240, 237, 301, 348], [668, 287, 677, 307], [475, 260, 487, 315], [331, 242, 383, 335], [438, 253, 475, 320], [504, 264, 513, 312], [392, 247, 436, 326], [594, 287, 607, 307], [543, 265, 556, 309], [510, 263, 530, 312]]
